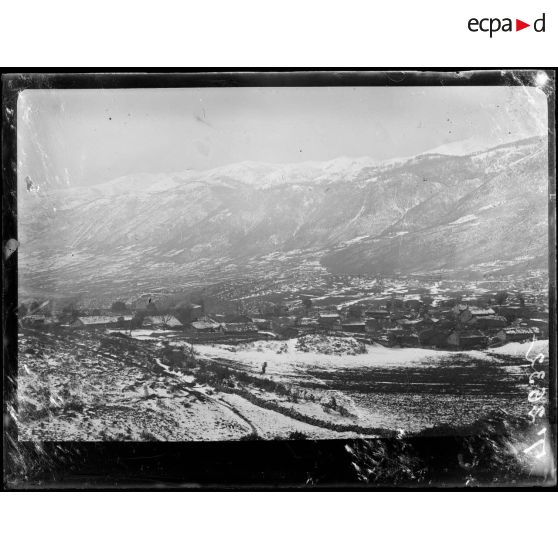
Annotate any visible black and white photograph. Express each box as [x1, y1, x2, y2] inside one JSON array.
[[3, 71, 556, 488], [3, 0, 558, 554]]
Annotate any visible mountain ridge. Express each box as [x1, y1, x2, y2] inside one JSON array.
[[18, 135, 549, 297]]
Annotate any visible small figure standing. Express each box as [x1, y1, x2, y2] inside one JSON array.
[[261, 361, 268, 374]]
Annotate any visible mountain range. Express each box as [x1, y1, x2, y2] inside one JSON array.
[[18, 135, 549, 298]]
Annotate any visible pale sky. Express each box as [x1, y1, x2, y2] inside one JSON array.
[[18, 86, 548, 189]]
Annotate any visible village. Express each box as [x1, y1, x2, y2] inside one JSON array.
[[19, 272, 549, 351], [16, 271, 550, 442]]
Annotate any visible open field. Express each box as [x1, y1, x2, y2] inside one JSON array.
[[188, 337, 547, 433], [16, 327, 549, 441]]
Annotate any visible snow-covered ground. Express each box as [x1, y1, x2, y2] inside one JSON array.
[[108, 328, 179, 340], [190, 337, 494, 373], [216, 393, 356, 439], [489, 339, 549, 358], [18, 327, 549, 441], [450, 214, 478, 226]]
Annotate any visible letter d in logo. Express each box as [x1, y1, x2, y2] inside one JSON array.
[[534, 13, 546, 32]]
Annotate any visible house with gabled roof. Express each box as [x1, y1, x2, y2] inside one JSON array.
[[396, 318, 424, 330], [341, 321, 366, 333], [222, 322, 259, 334], [454, 305, 496, 324], [496, 327, 540, 343], [318, 312, 341, 326], [475, 315, 508, 330]]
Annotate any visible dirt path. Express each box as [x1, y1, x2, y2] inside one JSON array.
[[21, 328, 369, 438], [154, 358, 261, 437], [21, 328, 263, 439]]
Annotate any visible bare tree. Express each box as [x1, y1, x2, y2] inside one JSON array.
[[160, 313, 176, 327]]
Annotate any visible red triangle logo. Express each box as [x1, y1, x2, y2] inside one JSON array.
[[516, 19, 530, 31]]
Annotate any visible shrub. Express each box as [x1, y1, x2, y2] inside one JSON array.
[[275, 384, 289, 396], [322, 395, 338, 411]]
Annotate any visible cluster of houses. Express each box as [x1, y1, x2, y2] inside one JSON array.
[[19, 287, 549, 350], [324, 295, 549, 349]]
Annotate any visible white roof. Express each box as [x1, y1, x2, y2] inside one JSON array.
[[223, 322, 258, 331], [504, 327, 540, 335], [258, 331, 277, 338], [469, 307, 495, 315], [144, 316, 182, 327], [191, 320, 220, 330], [78, 316, 124, 325]]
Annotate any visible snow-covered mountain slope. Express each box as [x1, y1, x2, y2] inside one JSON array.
[[18, 135, 548, 296], [421, 132, 531, 157], [323, 136, 549, 275]]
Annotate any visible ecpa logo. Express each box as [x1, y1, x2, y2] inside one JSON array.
[[468, 13, 546, 37]]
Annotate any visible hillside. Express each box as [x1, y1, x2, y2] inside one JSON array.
[[18, 136, 549, 298]]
